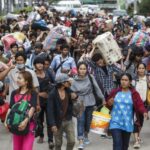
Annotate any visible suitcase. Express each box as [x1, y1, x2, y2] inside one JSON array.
[[92, 32, 122, 65]]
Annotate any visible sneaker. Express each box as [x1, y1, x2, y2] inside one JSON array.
[[138, 138, 144, 144], [100, 135, 107, 139], [133, 142, 141, 149], [37, 137, 44, 144], [84, 138, 90, 145], [48, 142, 54, 149], [78, 143, 84, 149]]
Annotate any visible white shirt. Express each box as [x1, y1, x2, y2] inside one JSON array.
[[135, 76, 147, 102], [7, 67, 39, 101]]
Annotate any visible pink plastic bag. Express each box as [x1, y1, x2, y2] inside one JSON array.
[[1, 34, 16, 51]]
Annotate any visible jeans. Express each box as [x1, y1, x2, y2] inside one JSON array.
[[54, 120, 75, 150], [111, 129, 131, 150], [39, 104, 53, 142], [77, 106, 94, 140]]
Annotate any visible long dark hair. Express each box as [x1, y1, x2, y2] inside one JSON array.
[[17, 71, 35, 94], [120, 73, 132, 81], [137, 62, 146, 69]]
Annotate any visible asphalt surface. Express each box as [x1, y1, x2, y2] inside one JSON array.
[[0, 117, 150, 150]]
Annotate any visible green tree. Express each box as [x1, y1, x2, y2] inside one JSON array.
[[139, 0, 150, 15], [48, 0, 60, 4]]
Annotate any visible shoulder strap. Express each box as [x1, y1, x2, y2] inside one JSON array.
[[88, 74, 95, 92], [17, 91, 29, 103], [54, 57, 67, 73]]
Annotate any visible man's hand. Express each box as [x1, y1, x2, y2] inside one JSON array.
[[36, 105, 41, 112]]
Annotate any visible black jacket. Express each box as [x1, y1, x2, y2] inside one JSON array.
[[47, 87, 73, 128]]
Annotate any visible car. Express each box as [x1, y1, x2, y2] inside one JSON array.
[[113, 9, 128, 17], [51, 0, 81, 13], [80, 4, 101, 14], [113, 9, 128, 23]]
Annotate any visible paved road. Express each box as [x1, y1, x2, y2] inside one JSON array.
[[0, 118, 150, 150]]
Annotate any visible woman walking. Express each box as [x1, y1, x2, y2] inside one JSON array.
[[107, 73, 148, 150], [71, 62, 105, 149], [132, 63, 149, 149], [5, 71, 37, 150]]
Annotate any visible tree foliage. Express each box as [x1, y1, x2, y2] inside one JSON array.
[[139, 0, 150, 15], [48, 0, 60, 4]]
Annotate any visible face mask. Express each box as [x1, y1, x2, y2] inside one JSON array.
[[16, 64, 25, 70]]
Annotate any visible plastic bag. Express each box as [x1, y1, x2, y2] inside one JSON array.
[[1, 34, 16, 51]]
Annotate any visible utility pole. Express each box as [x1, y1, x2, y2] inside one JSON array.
[[134, 0, 138, 14], [21, 0, 24, 9], [29, 0, 32, 6], [117, 0, 121, 10], [4, 0, 11, 13], [0, 0, 2, 14]]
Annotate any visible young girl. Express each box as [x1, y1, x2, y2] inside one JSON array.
[[71, 62, 105, 149], [6, 71, 37, 150], [107, 73, 148, 150], [133, 63, 149, 149]]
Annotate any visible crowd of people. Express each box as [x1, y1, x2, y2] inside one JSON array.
[[0, 3, 150, 150]]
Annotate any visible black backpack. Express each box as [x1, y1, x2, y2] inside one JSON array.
[[6, 100, 31, 135]]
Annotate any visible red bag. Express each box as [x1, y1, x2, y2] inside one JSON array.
[[0, 102, 9, 121]]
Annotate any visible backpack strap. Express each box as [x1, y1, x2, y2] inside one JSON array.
[[54, 57, 67, 73]]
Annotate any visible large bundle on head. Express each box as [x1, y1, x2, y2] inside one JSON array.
[[43, 25, 72, 50], [1, 32, 30, 51], [129, 30, 149, 47], [92, 32, 122, 65]]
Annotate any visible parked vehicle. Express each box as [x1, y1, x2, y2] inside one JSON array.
[[80, 5, 101, 14], [51, 0, 81, 12], [113, 9, 128, 17]]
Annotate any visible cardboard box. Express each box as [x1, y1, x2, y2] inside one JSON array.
[[93, 32, 122, 65]]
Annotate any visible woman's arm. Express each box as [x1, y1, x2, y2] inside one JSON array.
[[133, 91, 148, 114], [18, 107, 35, 131], [18, 92, 37, 131], [124, 48, 132, 70]]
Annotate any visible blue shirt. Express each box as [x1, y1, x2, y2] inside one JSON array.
[[50, 54, 76, 76], [109, 91, 134, 132]]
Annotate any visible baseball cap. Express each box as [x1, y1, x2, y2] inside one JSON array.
[[55, 73, 72, 84]]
